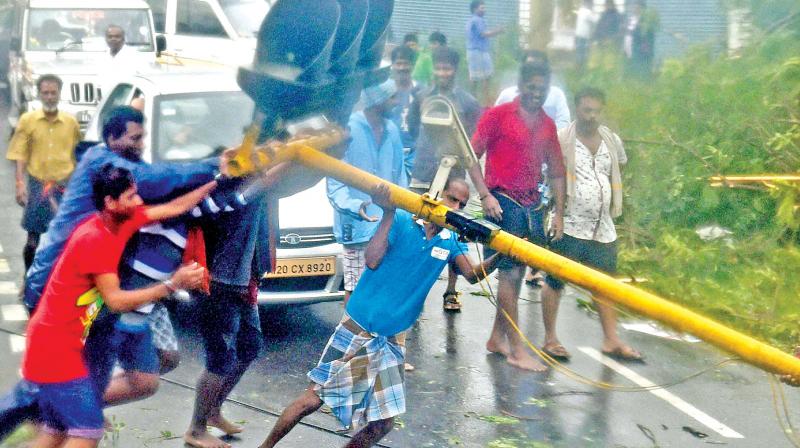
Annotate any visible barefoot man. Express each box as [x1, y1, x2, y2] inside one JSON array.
[[468, 61, 567, 371]]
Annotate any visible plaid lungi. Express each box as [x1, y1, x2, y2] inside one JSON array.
[[308, 314, 406, 430], [342, 243, 367, 292], [147, 303, 178, 352]]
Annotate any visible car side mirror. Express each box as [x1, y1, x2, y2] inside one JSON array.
[[10, 36, 20, 52], [156, 34, 166, 56]]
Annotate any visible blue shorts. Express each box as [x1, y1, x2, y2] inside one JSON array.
[[467, 50, 494, 81], [0, 380, 40, 439], [38, 378, 104, 440], [483, 192, 547, 270], [115, 322, 160, 375], [83, 311, 159, 398], [545, 234, 617, 290], [198, 282, 263, 376]]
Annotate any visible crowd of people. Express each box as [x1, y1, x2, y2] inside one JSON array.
[[0, 6, 651, 448], [574, 0, 660, 77]]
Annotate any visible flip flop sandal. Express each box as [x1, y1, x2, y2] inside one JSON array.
[[542, 344, 571, 361], [525, 275, 545, 288], [602, 347, 644, 362], [443, 291, 462, 311]]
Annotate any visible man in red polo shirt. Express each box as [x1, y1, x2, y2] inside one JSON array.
[[469, 61, 566, 371]]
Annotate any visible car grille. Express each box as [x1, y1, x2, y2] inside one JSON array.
[[69, 82, 97, 105], [278, 227, 335, 249]]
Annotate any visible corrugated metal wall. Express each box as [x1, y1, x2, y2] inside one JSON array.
[[390, 0, 520, 46], [390, 0, 727, 61], [643, 0, 728, 61]]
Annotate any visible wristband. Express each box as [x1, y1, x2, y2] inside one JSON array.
[[162, 279, 177, 292]]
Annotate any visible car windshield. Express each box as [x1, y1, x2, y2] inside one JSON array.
[[154, 91, 254, 161], [220, 0, 269, 38], [26, 9, 153, 52]]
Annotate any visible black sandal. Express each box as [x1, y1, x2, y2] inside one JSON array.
[[443, 291, 462, 311]]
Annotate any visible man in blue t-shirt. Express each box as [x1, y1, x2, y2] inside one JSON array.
[[259, 178, 500, 448], [466, 0, 504, 106]]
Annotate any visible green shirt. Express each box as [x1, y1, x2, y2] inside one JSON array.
[[412, 48, 433, 86]]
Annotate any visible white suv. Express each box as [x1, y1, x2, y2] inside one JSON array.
[[7, 0, 162, 129], [147, 0, 270, 67]]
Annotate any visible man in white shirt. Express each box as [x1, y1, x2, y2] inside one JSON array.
[[494, 50, 571, 130], [100, 25, 141, 99], [539, 87, 642, 362]]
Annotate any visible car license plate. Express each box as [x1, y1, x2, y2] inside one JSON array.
[[265, 257, 336, 278]]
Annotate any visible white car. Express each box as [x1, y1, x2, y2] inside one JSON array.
[[83, 70, 345, 306]]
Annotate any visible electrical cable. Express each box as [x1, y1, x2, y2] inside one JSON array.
[[462, 237, 800, 441], [768, 374, 800, 448], [465, 241, 742, 392]]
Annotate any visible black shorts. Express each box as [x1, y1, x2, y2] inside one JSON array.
[[544, 234, 617, 290], [483, 192, 547, 271], [197, 282, 263, 375]]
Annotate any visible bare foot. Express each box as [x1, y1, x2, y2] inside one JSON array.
[[208, 415, 243, 435], [184, 429, 231, 448], [486, 338, 511, 357], [507, 351, 548, 372]]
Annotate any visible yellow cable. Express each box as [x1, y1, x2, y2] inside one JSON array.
[[468, 242, 740, 392], [768, 375, 800, 448], [471, 245, 800, 442]]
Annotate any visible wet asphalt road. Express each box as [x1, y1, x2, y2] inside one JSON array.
[[1, 95, 799, 447]]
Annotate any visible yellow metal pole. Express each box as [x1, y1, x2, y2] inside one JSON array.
[[244, 135, 800, 377], [709, 175, 800, 183], [709, 174, 800, 189]]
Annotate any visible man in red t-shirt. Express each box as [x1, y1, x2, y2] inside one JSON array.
[[469, 61, 567, 372], [2, 164, 213, 447]]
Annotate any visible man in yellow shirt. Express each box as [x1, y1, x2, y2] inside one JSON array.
[[6, 74, 80, 272]]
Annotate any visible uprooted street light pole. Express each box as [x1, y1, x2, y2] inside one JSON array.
[[230, 126, 800, 379]]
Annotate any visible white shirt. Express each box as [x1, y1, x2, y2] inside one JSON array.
[[494, 85, 572, 130], [575, 6, 596, 39], [100, 44, 142, 98], [624, 15, 640, 58], [563, 138, 618, 243]]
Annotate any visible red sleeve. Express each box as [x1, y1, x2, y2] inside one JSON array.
[[119, 205, 153, 241], [471, 107, 498, 158], [544, 121, 566, 178]]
